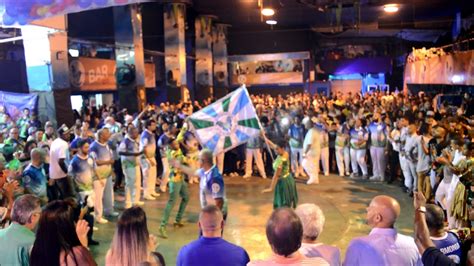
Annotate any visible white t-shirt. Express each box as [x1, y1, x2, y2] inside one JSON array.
[[49, 138, 69, 179]]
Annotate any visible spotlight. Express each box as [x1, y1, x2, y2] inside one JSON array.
[[383, 4, 399, 13], [68, 49, 79, 57], [261, 8, 275, 16], [266, 20, 277, 25]]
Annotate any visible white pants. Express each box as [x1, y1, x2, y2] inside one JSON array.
[[399, 155, 411, 188], [290, 147, 304, 176], [435, 176, 458, 229], [350, 148, 368, 176], [142, 157, 157, 197], [123, 166, 141, 206], [335, 146, 350, 176], [302, 152, 320, 182], [160, 157, 170, 192], [320, 147, 329, 175], [93, 176, 114, 219], [406, 160, 418, 190], [370, 147, 386, 180], [245, 148, 267, 178]]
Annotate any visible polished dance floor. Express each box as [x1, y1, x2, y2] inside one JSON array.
[[90, 174, 415, 265]]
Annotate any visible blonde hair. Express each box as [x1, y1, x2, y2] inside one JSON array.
[[106, 207, 150, 265]]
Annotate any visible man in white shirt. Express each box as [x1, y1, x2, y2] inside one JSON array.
[[49, 126, 75, 199], [302, 119, 321, 185], [344, 195, 421, 266], [404, 123, 420, 194]]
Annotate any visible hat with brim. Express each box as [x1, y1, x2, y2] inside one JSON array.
[[57, 125, 73, 136]]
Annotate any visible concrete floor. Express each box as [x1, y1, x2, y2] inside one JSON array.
[[90, 175, 415, 265]]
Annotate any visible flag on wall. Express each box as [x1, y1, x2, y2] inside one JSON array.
[[189, 85, 261, 155]]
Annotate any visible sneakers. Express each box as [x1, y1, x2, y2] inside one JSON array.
[[159, 226, 168, 239], [96, 217, 109, 224], [173, 221, 185, 228], [134, 201, 145, 206], [324, 173, 330, 177], [144, 195, 156, 201], [243, 175, 251, 179], [306, 178, 319, 185], [88, 239, 99, 246], [160, 186, 167, 193], [151, 192, 160, 197]]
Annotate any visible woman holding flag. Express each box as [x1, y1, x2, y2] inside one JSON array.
[[261, 138, 299, 209]]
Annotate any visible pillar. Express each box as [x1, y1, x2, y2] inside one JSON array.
[[195, 15, 215, 102], [164, 2, 187, 103], [212, 23, 231, 99], [113, 4, 146, 113], [21, 15, 72, 126]]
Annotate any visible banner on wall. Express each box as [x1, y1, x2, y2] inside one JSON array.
[[1, 0, 153, 26], [69, 57, 116, 91], [404, 50, 474, 91], [0, 91, 38, 120], [69, 57, 156, 91]]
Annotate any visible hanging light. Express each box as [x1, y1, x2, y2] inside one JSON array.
[[266, 20, 277, 25], [383, 4, 399, 13], [261, 8, 275, 16]]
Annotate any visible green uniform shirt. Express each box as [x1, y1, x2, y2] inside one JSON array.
[[0, 222, 35, 266], [273, 154, 290, 179]]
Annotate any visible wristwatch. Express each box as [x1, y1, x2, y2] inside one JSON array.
[[417, 206, 426, 213]]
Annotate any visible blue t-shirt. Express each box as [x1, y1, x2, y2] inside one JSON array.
[[176, 237, 250, 266], [89, 141, 113, 179], [157, 134, 172, 157], [68, 154, 94, 191], [288, 124, 305, 148], [198, 166, 227, 214], [431, 232, 462, 264], [22, 164, 47, 198], [368, 122, 388, 147]]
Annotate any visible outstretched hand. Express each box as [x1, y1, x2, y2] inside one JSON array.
[[414, 191, 426, 210]]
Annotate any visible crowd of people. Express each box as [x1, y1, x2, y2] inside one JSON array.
[[0, 88, 473, 265]]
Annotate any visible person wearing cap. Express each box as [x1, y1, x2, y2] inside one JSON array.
[[49, 125, 75, 200], [368, 112, 389, 181], [302, 118, 321, 184], [140, 119, 160, 200], [119, 126, 144, 208], [159, 139, 190, 238]]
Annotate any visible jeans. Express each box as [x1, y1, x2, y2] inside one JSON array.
[[161, 181, 189, 227]]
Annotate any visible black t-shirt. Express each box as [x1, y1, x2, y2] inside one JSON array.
[[422, 247, 456, 266]]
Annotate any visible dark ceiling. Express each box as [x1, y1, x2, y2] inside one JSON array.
[[191, 0, 473, 32], [67, 0, 473, 52]]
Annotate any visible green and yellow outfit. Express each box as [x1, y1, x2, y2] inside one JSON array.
[[160, 149, 190, 227], [273, 154, 298, 209]]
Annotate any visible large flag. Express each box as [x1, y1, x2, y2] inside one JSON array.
[[189, 85, 261, 155]]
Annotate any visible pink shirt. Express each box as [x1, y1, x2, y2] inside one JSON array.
[[300, 243, 341, 266], [248, 252, 329, 266]]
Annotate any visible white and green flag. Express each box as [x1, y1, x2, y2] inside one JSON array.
[[189, 85, 261, 155]]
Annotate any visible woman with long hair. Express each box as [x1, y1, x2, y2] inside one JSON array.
[[106, 206, 159, 265], [261, 139, 299, 209], [30, 200, 96, 266]]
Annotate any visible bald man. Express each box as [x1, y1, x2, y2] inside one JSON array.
[[176, 205, 249, 266], [344, 195, 421, 266]]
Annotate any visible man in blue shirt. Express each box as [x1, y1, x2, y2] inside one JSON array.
[[22, 148, 48, 204], [157, 125, 173, 193], [171, 149, 228, 218], [176, 205, 249, 266], [90, 128, 118, 224], [119, 126, 144, 208], [140, 119, 160, 200], [68, 140, 94, 208], [425, 204, 462, 264]]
